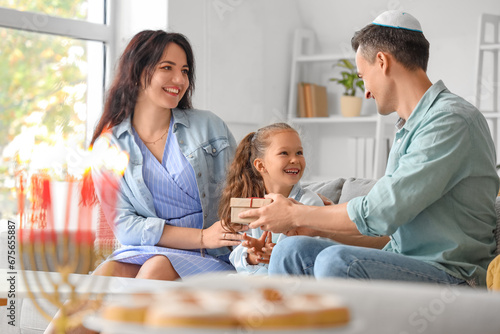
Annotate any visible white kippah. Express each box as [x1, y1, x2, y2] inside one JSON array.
[[372, 10, 423, 33]]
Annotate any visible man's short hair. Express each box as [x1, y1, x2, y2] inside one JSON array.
[[351, 24, 430, 72]]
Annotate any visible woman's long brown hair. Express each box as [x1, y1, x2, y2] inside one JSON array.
[[218, 123, 296, 231], [84, 31, 195, 206]]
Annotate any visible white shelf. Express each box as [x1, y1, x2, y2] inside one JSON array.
[[286, 29, 397, 180], [295, 54, 352, 62], [479, 43, 500, 51], [482, 112, 500, 119]]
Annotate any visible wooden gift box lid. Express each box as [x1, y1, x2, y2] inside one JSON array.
[[230, 198, 272, 224]]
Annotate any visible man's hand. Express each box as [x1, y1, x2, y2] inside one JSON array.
[[285, 226, 318, 237], [241, 193, 297, 233]]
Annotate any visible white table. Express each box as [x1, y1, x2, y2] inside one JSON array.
[[2, 269, 500, 333], [0, 269, 178, 299]]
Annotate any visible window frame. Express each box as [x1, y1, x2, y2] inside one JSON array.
[[0, 4, 113, 147], [0, 6, 112, 42], [0, 3, 115, 223]]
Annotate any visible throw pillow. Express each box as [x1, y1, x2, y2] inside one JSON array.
[[338, 177, 377, 203], [302, 178, 346, 204]]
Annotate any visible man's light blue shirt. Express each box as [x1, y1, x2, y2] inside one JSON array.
[[93, 108, 236, 259], [347, 80, 499, 286]]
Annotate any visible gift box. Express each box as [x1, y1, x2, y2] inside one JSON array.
[[230, 197, 273, 224]]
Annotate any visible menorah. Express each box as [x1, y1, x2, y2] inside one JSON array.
[[15, 138, 128, 334]]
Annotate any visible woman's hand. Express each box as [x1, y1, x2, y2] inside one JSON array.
[[202, 220, 248, 249], [243, 231, 275, 265]]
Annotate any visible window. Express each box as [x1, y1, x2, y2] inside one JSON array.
[[0, 1, 111, 222], [0, 0, 105, 23]]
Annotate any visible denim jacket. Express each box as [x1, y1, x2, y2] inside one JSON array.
[[93, 108, 236, 259]]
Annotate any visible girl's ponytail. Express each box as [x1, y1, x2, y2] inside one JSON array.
[[218, 123, 295, 231], [218, 132, 265, 230]]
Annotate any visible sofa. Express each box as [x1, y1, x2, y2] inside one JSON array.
[[1, 177, 500, 334]]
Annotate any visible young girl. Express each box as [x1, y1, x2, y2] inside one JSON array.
[[218, 123, 324, 275]]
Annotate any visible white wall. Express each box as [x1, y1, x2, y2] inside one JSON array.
[[167, 0, 500, 124], [108, 0, 168, 78], [295, 0, 500, 106], [168, 0, 303, 141], [166, 0, 500, 179]]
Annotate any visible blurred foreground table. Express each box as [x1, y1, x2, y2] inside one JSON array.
[[1, 269, 500, 333]]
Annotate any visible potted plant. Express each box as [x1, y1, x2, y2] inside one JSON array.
[[330, 59, 364, 117]]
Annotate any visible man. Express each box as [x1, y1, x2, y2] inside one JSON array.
[[240, 11, 499, 286]]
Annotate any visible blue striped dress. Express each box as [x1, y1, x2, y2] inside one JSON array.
[[107, 116, 234, 278]]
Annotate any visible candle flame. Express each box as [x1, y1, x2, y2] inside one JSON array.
[[90, 138, 129, 176]]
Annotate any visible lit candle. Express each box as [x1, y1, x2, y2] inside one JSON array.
[[17, 171, 25, 229], [78, 170, 96, 245], [90, 138, 129, 230]]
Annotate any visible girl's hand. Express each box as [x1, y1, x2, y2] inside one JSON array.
[[241, 231, 267, 249], [317, 193, 334, 206], [245, 231, 275, 265], [202, 220, 248, 249]]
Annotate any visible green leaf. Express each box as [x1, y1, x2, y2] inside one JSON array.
[[330, 58, 363, 97]]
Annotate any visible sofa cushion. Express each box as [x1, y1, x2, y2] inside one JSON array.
[[487, 254, 500, 291], [303, 178, 345, 204], [338, 177, 377, 204]]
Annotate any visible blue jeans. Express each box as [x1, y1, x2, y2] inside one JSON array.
[[268, 236, 469, 285]]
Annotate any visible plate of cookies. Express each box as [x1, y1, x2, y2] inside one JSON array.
[[83, 275, 362, 333]]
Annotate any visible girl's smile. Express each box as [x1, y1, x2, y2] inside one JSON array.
[[254, 130, 306, 197]]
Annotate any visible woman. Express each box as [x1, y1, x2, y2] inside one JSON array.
[[91, 30, 246, 281]]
